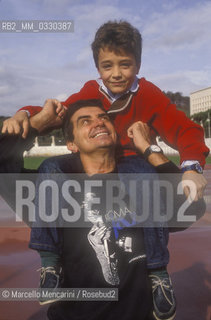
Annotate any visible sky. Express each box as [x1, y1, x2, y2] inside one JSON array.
[[0, 0, 211, 116]]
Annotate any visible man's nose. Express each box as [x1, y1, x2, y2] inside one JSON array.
[[93, 118, 105, 127]]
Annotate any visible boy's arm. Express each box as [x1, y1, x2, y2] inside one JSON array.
[[141, 79, 209, 167]]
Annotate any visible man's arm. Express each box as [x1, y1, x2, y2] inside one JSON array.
[[29, 99, 66, 133], [127, 121, 169, 167], [1, 99, 66, 138], [127, 121, 207, 201], [1, 80, 100, 138]]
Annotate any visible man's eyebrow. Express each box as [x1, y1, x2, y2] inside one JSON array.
[[76, 113, 108, 125], [98, 112, 108, 118]]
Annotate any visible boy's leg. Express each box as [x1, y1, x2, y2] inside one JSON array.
[[117, 155, 176, 320], [29, 161, 65, 304], [29, 152, 81, 262], [29, 153, 80, 304], [117, 155, 170, 268]]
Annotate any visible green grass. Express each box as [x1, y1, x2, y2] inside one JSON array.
[[205, 156, 211, 164], [163, 155, 211, 165], [24, 157, 48, 170], [24, 155, 211, 170], [166, 155, 180, 165]]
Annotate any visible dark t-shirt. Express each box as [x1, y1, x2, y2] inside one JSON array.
[[48, 173, 152, 320]]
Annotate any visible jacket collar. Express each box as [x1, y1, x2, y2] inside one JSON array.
[[97, 76, 139, 103], [97, 77, 139, 114]]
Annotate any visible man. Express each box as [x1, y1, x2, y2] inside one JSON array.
[[28, 98, 184, 320], [26, 99, 151, 319]]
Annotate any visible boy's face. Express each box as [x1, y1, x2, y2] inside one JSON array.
[[97, 47, 140, 95]]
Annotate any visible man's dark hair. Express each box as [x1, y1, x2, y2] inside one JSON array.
[[91, 20, 142, 69], [63, 99, 106, 142]]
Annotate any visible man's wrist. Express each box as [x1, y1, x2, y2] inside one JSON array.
[[18, 110, 30, 118], [29, 111, 48, 132], [137, 142, 150, 154], [143, 145, 163, 159]]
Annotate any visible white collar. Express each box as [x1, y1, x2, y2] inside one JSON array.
[[97, 76, 139, 102]]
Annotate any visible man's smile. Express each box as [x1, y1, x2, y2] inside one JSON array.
[[89, 130, 110, 139]]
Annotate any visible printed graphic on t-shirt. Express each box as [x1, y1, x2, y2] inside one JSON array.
[[83, 192, 146, 285]]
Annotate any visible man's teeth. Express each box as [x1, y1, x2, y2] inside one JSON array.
[[94, 132, 108, 138]]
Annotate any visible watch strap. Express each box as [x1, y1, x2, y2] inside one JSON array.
[[143, 145, 163, 159]]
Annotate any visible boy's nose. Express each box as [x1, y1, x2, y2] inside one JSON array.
[[112, 66, 122, 78]]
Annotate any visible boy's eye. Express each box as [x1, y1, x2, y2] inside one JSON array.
[[102, 64, 111, 70], [121, 63, 130, 68]]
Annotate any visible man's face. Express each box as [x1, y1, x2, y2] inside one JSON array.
[[97, 47, 140, 95], [67, 106, 117, 154]]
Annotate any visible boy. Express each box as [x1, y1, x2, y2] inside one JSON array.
[[2, 21, 208, 196], [2, 21, 209, 320]]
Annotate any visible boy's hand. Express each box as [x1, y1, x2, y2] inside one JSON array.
[[30, 99, 67, 133], [1, 111, 30, 139], [182, 171, 207, 202], [127, 121, 151, 153]]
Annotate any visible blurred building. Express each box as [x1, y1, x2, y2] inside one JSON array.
[[190, 87, 211, 115]]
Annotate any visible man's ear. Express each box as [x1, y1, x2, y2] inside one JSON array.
[[66, 141, 79, 153]]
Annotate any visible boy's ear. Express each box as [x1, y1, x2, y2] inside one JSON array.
[[66, 141, 79, 153]]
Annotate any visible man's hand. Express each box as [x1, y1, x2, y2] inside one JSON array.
[[127, 121, 151, 153], [128, 121, 169, 167], [1, 99, 67, 138], [30, 99, 67, 133], [1, 111, 30, 139], [182, 170, 207, 202]]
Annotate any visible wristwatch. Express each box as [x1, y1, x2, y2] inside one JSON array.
[[143, 145, 163, 159], [181, 163, 203, 174]]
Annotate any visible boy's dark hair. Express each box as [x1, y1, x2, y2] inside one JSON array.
[[63, 99, 106, 142], [91, 20, 142, 68]]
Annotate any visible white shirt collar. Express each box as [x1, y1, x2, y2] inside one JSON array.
[[97, 76, 139, 102]]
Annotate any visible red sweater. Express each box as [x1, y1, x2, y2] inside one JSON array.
[[20, 78, 209, 166]]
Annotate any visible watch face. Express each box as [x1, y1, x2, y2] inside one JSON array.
[[150, 145, 161, 152]]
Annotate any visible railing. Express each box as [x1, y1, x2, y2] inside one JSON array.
[[23, 136, 211, 157]]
